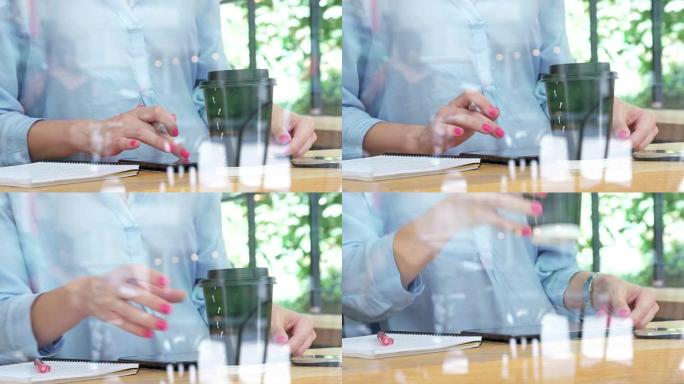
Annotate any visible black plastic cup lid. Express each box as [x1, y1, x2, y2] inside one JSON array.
[[200, 69, 276, 88], [541, 62, 617, 82], [199, 268, 276, 287]]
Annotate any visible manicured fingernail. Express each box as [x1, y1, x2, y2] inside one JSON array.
[[180, 149, 191, 159], [531, 201, 544, 216], [453, 127, 464, 136], [487, 106, 499, 119], [157, 276, 169, 287], [163, 142, 172, 153], [278, 133, 291, 145], [143, 329, 154, 338], [617, 130, 630, 139], [129, 139, 139, 147], [521, 226, 533, 237], [168, 143, 176, 152], [156, 320, 168, 331], [494, 127, 505, 138], [482, 124, 493, 133], [170, 114, 177, 121], [618, 309, 631, 318], [160, 303, 172, 315], [275, 335, 288, 344], [171, 127, 179, 137]]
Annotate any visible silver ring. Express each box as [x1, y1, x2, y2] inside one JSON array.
[[467, 101, 478, 112]]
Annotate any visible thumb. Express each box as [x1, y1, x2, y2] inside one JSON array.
[[612, 100, 631, 140], [270, 315, 290, 344], [610, 286, 631, 318], [270, 105, 292, 145]]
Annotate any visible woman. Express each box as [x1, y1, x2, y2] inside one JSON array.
[[342, 0, 658, 159], [0, 0, 316, 166], [0, 193, 316, 363], [343, 193, 659, 333]]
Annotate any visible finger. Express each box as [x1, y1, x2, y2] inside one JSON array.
[[612, 103, 631, 141], [119, 265, 170, 289], [634, 304, 659, 329], [478, 194, 544, 217], [270, 315, 290, 345], [630, 290, 657, 328], [443, 125, 476, 151], [628, 113, 657, 150], [103, 311, 154, 338], [294, 134, 318, 159], [286, 119, 316, 157], [286, 318, 315, 357], [637, 125, 659, 152], [124, 122, 180, 156], [450, 90, 500, 120], [135, 106, 179, 137], [134, 280, 187, 303], [293, 332, 317, 357], [609, 287, 631, 318], [113, 300, 168, 332], [478, 209, 532, 236], [117, 283, 174, 315], [435, 105, 504, 138]]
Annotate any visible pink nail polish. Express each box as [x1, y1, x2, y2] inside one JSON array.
[[171, 127, 179, 137], [494, 127, 505, 138], [156, 320, 168, 331], [275, 335, 288, 344], [278, 133, 291, 145], [137, 104, 145, 109], [143, 329, 154, 338], [618, 309, 631, 318], [170, 114, 177, 121], [130, 139, 139, 147], [521, 227, 533, 237], [157, 276, 169, 287], [160, 303, 172, 315], [487, 106, 498, 119], [453, 127, 464, 136], [618, 130, 630, 140], [180, 149, 191, 159], [597, 309, 607, 316], [531, 201, 544, 216], [482, 124, 493, 133]]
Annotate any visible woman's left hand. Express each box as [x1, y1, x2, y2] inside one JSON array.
[[271, 105, 317, 158], [592, 274, 659, 329], [270, 305, 317, 356], [612, 98, 659, 151]]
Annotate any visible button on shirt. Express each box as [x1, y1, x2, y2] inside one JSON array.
[[342, 193, 583, 333], [0, 193, 229, 364], [0, 0, 228, 166], [342, 0, 574, 159]]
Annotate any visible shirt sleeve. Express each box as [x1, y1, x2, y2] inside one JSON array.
[[534, 242, 582, 314], [0, 2, 43, 166], [533, 0, 576, 112], [190, 193, 231, 323], [342, 193, 425, 323], [341, 1, 383, 160], [191, 0, 231, 124], [0, 194, 63, 364]]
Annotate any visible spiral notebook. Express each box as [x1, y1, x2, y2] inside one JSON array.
[[342, 332, 482, 359], [0, 360, 139, 383], [0, 162, 140, 188], [342, 154, 481, 181]]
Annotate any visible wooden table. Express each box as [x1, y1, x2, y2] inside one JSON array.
[[343, 160, 684, 193], [343, 323, 684, 383], [80, 349, 341, 383]]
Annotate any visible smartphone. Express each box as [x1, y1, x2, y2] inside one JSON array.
[[118, 160, 198, 172], [290, 354, 341, 367], [634, 328, 684, 339], [290, 156, 341, 169], [459, 148, 540, 165]]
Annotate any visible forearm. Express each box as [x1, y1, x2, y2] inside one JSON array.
[[363, 122, 429, 156], [393, 222, 435, 288], [30, 278, 87, 348], [563, 271, 591, 310], [27, 120, 93, 162]]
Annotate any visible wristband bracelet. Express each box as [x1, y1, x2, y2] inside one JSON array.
[[582, 272, 597, 312]]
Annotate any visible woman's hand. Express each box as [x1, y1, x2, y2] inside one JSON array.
[[71, 106, 191, 160], [393, 194, 544, 287], [417, 90, 505, 154], [592, 274, 659, 329], [271, 105, 317, 158], [612, 98, 659, 152], [65, 265, 187, 338], [270, 305, 317, 356]]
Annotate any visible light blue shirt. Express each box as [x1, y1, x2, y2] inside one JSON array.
[[0, 193, 229, 364], [342, 193, 583, 334], [0, 0, 228, 166], [342, 0, 574, 159]]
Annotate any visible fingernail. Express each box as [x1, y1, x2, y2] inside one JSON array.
[[171, 127, 179, 137], [160, 303, 172, 315], [278, 133, 291, 145], [157, 276, 169, 287], [521, 226, 533, 237], [617, 130, 630, 139], [487, 106, 499, 119], [156, 320, 168, 331], [170, 114, 177, 121], [531, 201, 544, 216], [482, 124, 493, 133], [129, 139, 139, 147], [453, 127, 464, 136], [137, 104, 145, 109], [143, 329, 154, 338], [180, 149, 191, 159], [275, 335, 288, 344], [618, 309, 631, 318], [494, 127, 505, 138], [163, 142, 172, 153], [168, 143, 176, 152]]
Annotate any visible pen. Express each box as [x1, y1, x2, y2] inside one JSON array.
[[33, 359, 51, 374], [376, 331, 394, 346]]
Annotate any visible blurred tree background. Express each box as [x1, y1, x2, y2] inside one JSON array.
[[566, 0, 684, 108], [220, 193, 342, 314], [576, 194, 684, 287], [219, 0, 342, 115]]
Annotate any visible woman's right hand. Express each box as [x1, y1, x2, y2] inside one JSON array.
[[417, 90, 505, 154], [69, 106, 191, 161], [65, 265, 187, 338]]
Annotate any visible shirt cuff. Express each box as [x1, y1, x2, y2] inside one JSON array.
[[0, 113, 42, 166], [342, 106, 383, 159], [545, 265, 583, 309], [7, 294, 64, 359]]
